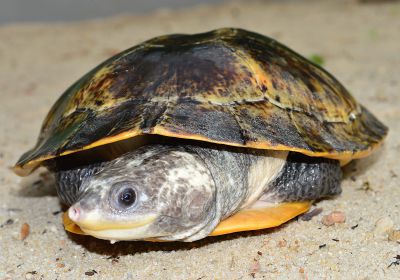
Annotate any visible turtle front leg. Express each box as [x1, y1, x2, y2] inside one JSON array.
[[262, 152, 343, 202]]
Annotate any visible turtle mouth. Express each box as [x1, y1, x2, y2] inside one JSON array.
[[64, 207, 158, 241], [79, 221, 156, 241]]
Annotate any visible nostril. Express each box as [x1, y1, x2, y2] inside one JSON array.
[[68, 206, 81, 222]]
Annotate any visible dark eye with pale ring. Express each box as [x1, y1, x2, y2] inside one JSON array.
[[109, 182, 138, 211], [119, 188, 136, 207]]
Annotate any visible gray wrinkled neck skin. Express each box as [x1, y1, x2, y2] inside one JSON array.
[[55, 162, 104, 206], [185, 146, 288, 220], [54, 144, 287, 241], [264, 152, 342, 202]]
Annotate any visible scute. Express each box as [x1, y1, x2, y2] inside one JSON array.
[[14, 28, 388, 175]]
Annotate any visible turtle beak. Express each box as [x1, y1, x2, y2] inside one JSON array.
[[65, 204, 158, 241]]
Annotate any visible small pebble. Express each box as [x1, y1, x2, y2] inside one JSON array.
[[277, 239, 287, 247], [20, 223, 30, 241], [321, 211, 346, 226], [85, 270, 97, 276], [388, 229, 400, 242], [262, 237, 271, 246], [373, 217, 394, 238], [249, 259, 260, 273], [1, 218, 14, 227], [25, 271, 37, 279], [49, 225, 58, 233], [351, 224, 359, 230], [56, 263, 65, 268], [52, 210, 62, 216]]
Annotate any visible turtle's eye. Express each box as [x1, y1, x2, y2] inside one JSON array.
[[109, 182, 137, 211], [119, 188, 136, 207]]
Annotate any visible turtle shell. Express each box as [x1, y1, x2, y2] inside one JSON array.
[[14, 28, 387, 176]]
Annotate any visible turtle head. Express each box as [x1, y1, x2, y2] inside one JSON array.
[[67, 145, 217, 242]]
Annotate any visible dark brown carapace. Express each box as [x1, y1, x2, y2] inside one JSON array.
[[14, 28, 387, 176]]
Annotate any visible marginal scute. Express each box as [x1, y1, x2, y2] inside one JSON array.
[[14, 28, 388, 175]]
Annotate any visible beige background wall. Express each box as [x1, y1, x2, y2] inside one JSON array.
[[1, 0, 224, 24]]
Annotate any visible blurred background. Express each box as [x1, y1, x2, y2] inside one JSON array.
[[1, 0, 228, 24]]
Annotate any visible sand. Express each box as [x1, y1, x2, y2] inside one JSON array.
[[1, 0, 399, 279]]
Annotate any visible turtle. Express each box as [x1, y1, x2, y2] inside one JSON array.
[[13, 28, 387, 242]]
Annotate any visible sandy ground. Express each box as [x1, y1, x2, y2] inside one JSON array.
[[1, 0, 399, 279]]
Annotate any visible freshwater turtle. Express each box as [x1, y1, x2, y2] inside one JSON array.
[[13, 28, 387, 242]]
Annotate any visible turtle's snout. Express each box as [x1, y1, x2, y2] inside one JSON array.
[[68, 205, 83, 222]]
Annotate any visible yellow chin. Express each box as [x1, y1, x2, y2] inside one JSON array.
[[63, 211, 158, 240]]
